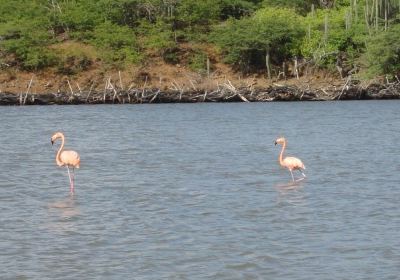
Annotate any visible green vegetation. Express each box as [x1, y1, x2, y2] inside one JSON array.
[[0, 0, 399, 79], [211, 7, 304, 73], [362, 23, 400, 78], [188, 49, 209, 73]]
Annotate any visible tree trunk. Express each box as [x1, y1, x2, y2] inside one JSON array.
[[266, 51, 271, 80], [375, 0, 379, 30], [364, 7, 371, 34], [354, 0, 358, 22], [293, 57, 299, 80]]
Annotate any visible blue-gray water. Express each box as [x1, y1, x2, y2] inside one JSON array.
[[0, 101, 399, 279]]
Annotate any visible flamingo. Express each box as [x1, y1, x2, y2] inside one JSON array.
[[51, 132, 80, 194], [274, 137, 306, 182]]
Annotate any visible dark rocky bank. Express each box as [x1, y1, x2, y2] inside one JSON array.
[[1, 81, 399, 105]]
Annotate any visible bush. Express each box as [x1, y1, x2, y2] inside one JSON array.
[[361, 23, 400, 78], [219, 0, 257, 20], [57, 1, 101, 39], [90, 21, 141, 66], [211, 7, 304, 72], [55, 47, 94, 75], [262, 0, 319, 15], [162, 48, 180, 64], [300, 6, 367, 70], [188, 50, 208, 73], [0, 20, 57, 70], [138, 20, 177, 51], [177, 0, 221, 27], [0, 0, 399, 77]]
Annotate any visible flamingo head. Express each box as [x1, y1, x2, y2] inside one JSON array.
[[274, 137, 286, 146], [51, 132, 64, 145]]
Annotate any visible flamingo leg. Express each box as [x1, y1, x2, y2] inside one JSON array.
[[73, 167, 76, 193], [289, 169, 295, 182], [72, 167, 75, 186], [291, 170, 306, 182], [67, 166, 74, 194]]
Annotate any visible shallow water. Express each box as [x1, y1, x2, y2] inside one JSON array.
[[0, 101, 399, 279]]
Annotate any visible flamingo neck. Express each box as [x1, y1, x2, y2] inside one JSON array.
[[279, 141, 286, 166], [56, 135, 65, 166]]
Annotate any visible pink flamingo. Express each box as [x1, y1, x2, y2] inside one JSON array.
[[274, 137, 306, 182], [51, 132, 80, 194]]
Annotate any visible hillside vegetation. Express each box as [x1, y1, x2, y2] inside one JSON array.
[[1, 0, 400, 85]]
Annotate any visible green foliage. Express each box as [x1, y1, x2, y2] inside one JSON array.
[[95, 0, 158, 26], [138, 19, 179, 64], [0, 0, 400, 77], [361, 23, 400, 77], [90, 21, 141, 66], [162, 48, 180, 64], [300, 6, 368, 69], [0, 18, 56, 70], [219, 0, 258, 19], [139, 20, 177, 51], [188, 50, 208, 73], [55, 45, 95, 75], [262, 0, 319, 14], [211, 7, 304, 71], [177, 0, 221, 27], [55, 1, 101, 39], [0, 0, 48, 22], [252, 7, 305, 51]]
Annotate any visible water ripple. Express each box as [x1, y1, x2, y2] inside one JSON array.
[[0, 102, 399, 279]]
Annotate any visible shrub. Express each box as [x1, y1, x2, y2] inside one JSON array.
[[262, 0, 319, 15], [138, 20, 177, 51], [360, 23, 400, 78], [0, 20, 57, 70], [211, 7, 304, 72], [188, 50, 208, 73], [177, 0, 221, 27], [90, 21, 141, 66], [56, 51, 93, 75], [219, 0, 257, 20]]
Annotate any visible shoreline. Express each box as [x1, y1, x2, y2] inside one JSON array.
[[1, 82, 399, 105]]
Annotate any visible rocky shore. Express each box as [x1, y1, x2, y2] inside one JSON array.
[[1, 80, 399, 105]]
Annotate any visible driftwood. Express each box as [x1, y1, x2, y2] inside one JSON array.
[[0, 80, 399, 105]]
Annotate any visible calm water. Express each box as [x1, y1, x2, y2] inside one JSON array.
[[0, 101, 399, 279]]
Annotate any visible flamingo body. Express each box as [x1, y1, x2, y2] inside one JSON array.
[[51, 132, 80, 193], [281, 156, 305, 171], [274, 137, 306, 181], [59, 150, 80, 168]]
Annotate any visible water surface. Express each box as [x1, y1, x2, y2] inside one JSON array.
[[0, 101, 399, 279]]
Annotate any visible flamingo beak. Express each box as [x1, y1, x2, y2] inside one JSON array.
[[51, 139, 54, 145], [274, 141, 277, 145]]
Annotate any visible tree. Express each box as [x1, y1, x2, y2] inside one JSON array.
[[262, 0, 320, 14], [219, 0, 258, 19], [0, 1, 56, 70], [361, 23, 400, 77], [91, 21, 141, 65], [176, 0, 221, 27], [300, 5, 367, 72], [211, 7, 304, 73]]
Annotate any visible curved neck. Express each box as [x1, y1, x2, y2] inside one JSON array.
[[279, 141, 286, 166], [56, 135, 65, 166]]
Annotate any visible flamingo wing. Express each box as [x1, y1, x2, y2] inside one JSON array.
[[282, 156, 305, 170], [60, 150, 80, 168]]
